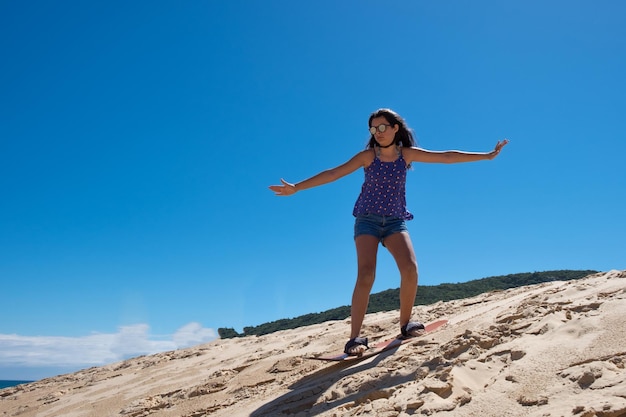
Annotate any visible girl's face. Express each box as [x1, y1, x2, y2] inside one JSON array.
[[369, 116, 399, 147]]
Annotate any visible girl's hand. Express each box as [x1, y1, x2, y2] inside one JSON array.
[[487, 139, 509, 160], [269, 178, 297, 196]]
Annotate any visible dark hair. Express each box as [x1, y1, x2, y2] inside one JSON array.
[[367, 108, 416, 149]]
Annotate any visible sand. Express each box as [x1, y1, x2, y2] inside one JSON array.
[[1, 270, 625, 417]]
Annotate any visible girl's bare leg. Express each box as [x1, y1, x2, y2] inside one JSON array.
[[382, 232, 418, 328], [350, 235, 380, 344]]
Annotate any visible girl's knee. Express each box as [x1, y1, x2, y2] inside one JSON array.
[[399, 260, 417, 274], [400, 266, 418, 283], [356, 270, 376, 289]]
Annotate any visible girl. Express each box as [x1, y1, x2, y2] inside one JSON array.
[[269, 108, 508, 355]]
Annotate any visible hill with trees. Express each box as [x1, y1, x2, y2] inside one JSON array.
[[217, 270, 597, 339]]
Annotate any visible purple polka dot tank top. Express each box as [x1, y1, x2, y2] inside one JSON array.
[[352, 150, 413, 220]]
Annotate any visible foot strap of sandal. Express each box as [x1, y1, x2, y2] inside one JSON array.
[[401, 322, 425, 338], [344, 337, 369, 354]]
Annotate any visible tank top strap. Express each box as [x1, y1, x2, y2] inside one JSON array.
[[398, 145, 411, 169], [375, 145, 403, 160]]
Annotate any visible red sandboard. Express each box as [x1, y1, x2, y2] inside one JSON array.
[[310, 319, 448, 362]]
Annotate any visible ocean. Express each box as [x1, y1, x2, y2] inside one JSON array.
[[0, 380, 33, 390]]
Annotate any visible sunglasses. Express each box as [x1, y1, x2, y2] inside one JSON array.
[[369, 124, 392, 135]]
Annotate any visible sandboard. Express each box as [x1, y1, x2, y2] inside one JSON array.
[[309, 319, 448, 362]]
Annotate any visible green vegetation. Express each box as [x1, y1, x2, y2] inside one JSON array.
[[217, 270, 597, 339]]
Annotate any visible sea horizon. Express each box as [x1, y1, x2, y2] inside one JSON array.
[[0, 380, 34, 390]]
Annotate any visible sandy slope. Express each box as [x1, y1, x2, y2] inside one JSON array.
[[1, 270, 625, 417]]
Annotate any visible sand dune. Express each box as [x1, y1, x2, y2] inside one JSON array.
[[1, 270, 625, 417]]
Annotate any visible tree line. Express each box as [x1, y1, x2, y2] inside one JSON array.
[[217, 270, 597, 339]]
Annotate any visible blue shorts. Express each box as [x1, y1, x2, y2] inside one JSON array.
[[354, 213, 409, 245]]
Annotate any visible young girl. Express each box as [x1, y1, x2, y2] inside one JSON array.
[[269, 108, 508, 355]]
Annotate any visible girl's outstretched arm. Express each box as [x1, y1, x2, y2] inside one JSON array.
[[405, 139, 509, 164], [269, 150, 370, 196]]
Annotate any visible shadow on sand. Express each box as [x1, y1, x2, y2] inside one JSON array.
[[250, 345, 416, 416]]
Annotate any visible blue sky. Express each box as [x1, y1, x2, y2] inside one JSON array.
[[1, 1, 624, 380]]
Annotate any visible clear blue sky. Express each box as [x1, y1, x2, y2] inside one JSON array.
[[1, 1, 624, 380]]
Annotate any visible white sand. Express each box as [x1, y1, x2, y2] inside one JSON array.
[[1, 270, 625, 417]]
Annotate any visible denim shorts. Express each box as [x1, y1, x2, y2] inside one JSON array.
[[354, 213, 409, 244]]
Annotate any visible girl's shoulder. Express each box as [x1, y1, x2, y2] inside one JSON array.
[[356, 148, 376, 167], [400, 146, 421, 154], [400, 146, 426, 162]]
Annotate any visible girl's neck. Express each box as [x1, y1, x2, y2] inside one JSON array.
[[375, 145, 401, 160]]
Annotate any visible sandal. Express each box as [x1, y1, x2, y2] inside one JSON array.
[[344, 337, 369, 355], [401, 322, 425, 338]]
